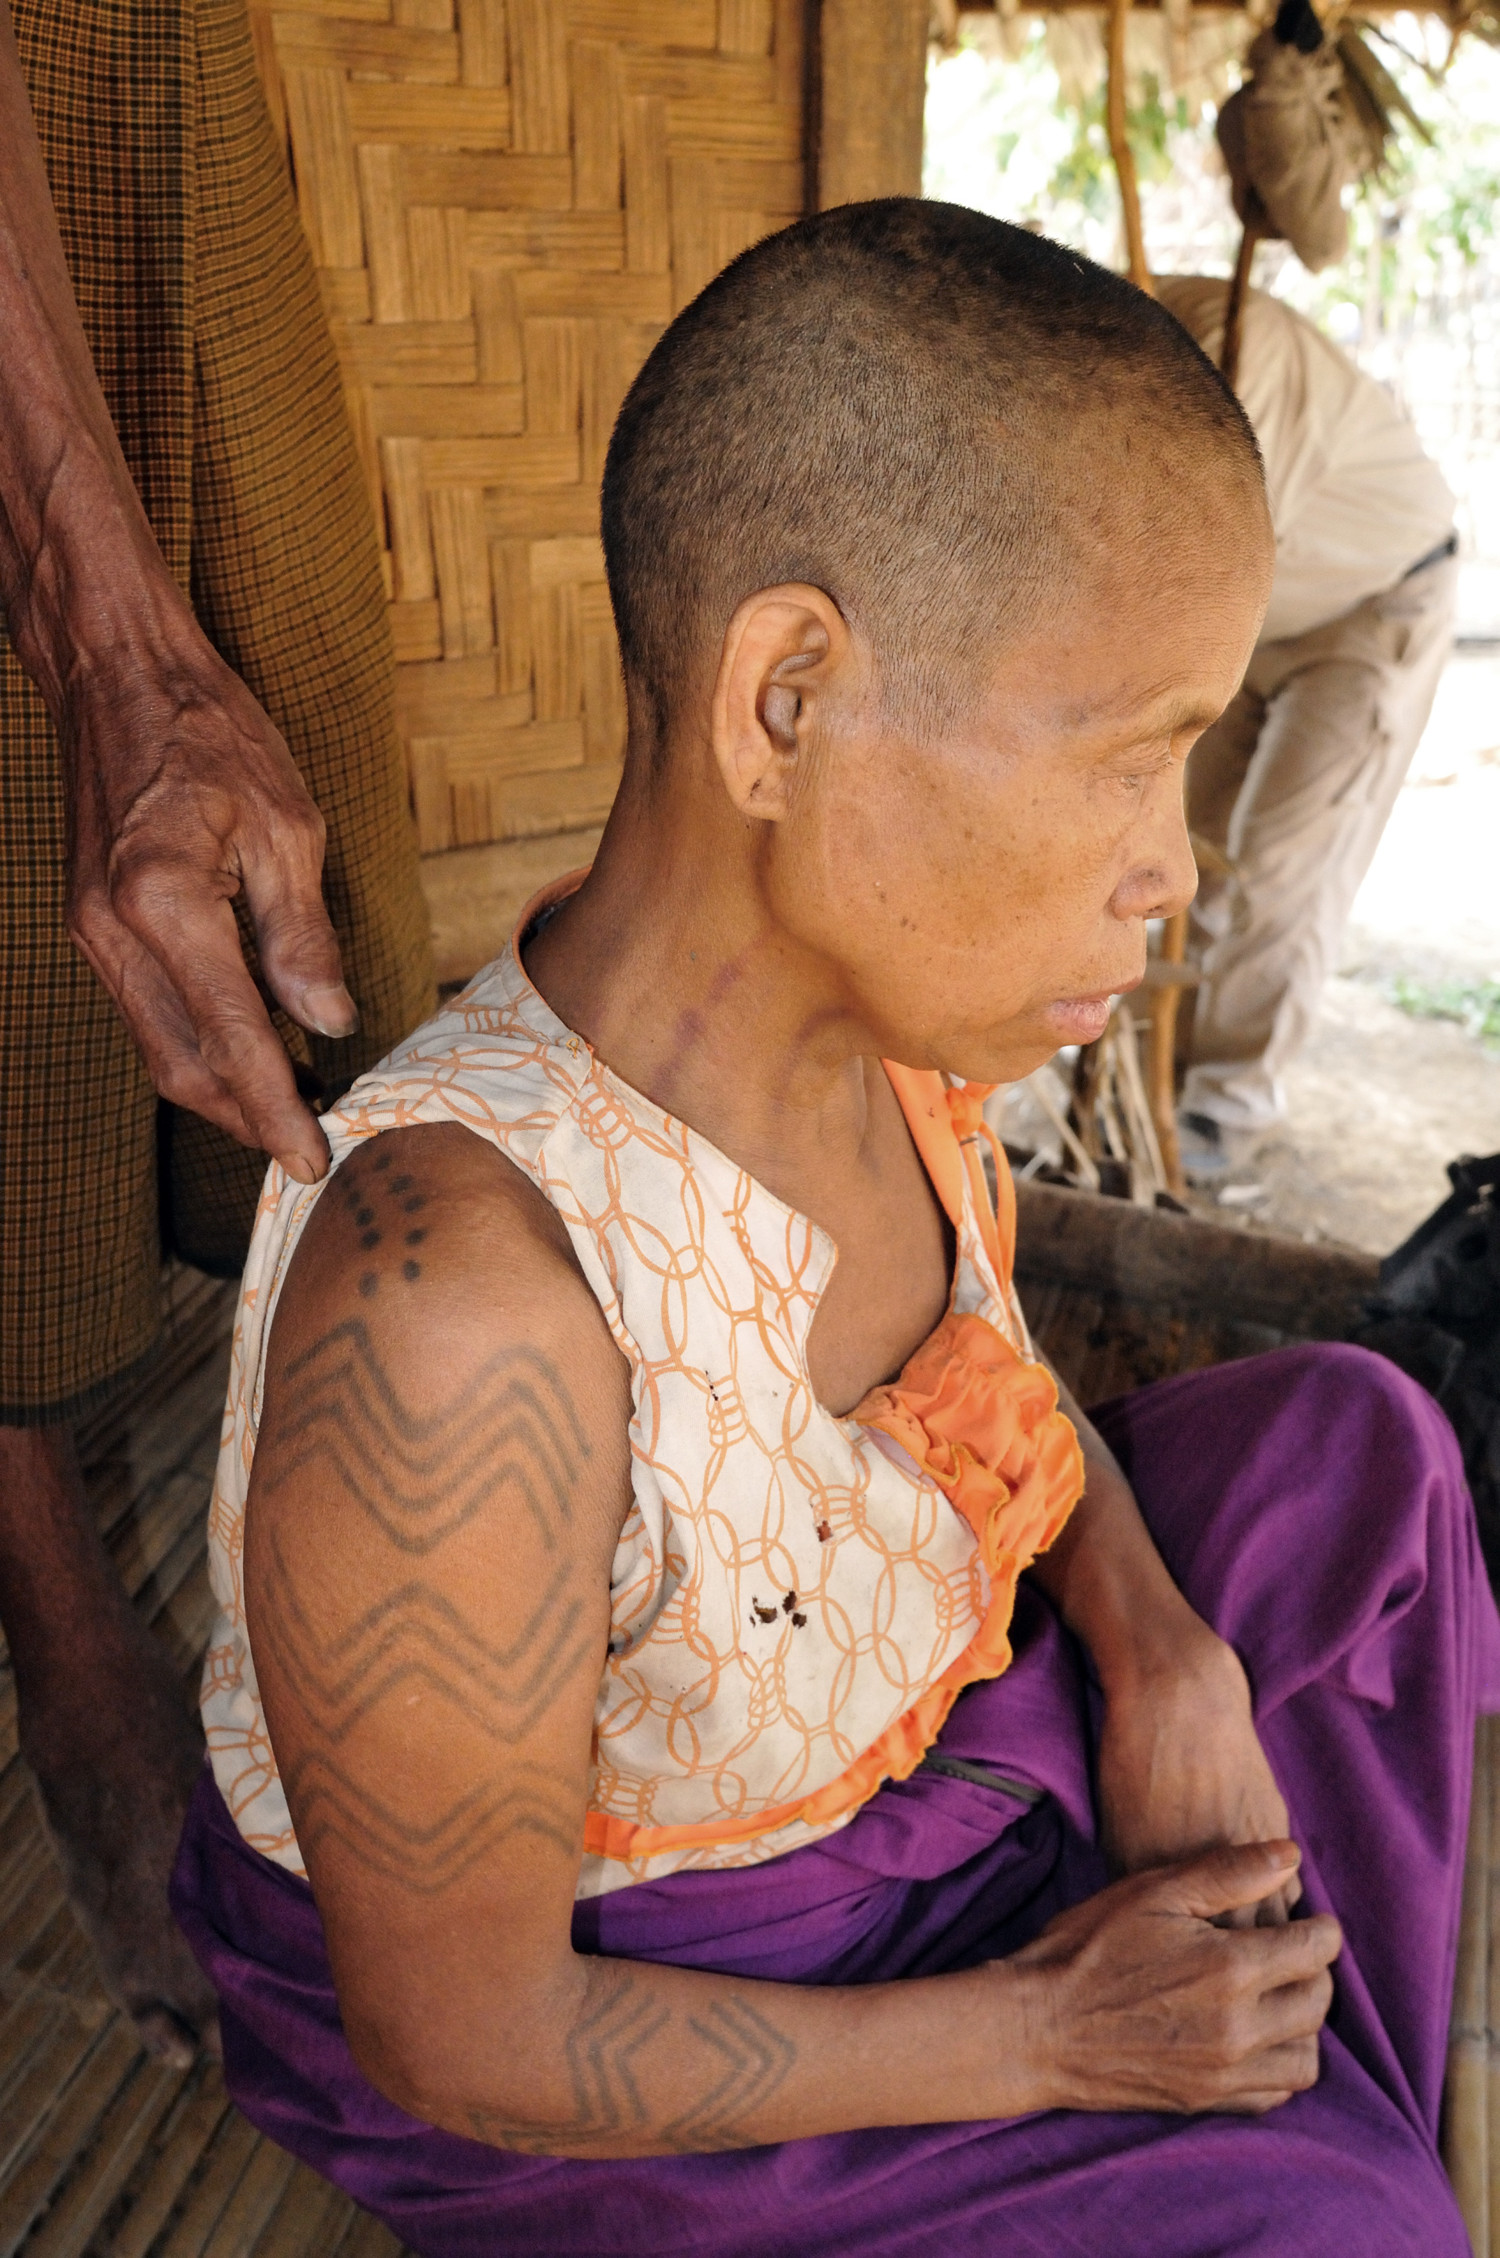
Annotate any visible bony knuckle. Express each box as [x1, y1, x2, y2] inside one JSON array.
[[1221, 2006, 1256, 2065], [110, 863, 172, 928], [292, 801, 327, 851], [156, 1062, 200, 1109], [66, 901, 107, 953]]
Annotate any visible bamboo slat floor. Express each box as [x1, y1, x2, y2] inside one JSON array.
[[0, 1270, 409, 2258], [0, 1215, 1490, 2255]]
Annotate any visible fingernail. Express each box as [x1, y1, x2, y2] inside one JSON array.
[[304, 984, 359, 1039], [282, 1155, 318, 1186]]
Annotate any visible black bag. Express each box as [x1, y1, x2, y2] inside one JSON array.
[[1360, 1152, 1500, 1578]]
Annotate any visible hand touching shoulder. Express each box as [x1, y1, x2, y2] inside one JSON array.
[[244, 1122, 633, 2115]]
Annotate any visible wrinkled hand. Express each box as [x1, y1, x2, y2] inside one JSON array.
[[997, 1841, 1339, 2117], [62, 633, 357, 1183], [1097, 1627, 1298, 1926]]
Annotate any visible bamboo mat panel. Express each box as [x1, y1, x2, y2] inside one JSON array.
[[247, 0, 808, 859], [0, 1273, 409, 2258]]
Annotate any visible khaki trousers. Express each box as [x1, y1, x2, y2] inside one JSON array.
[[1183, 553, 1458, 1132]]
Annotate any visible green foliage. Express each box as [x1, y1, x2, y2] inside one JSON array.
[[1049, 73, 1190, 219], [1444, 163, 1500, 264], [1391, 975, 1500, 1049]]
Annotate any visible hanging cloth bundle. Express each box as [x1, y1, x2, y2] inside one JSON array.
[[1215, 0, 1377, 273]]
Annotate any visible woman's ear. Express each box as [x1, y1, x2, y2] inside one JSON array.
[[709, 584, 846, 822]]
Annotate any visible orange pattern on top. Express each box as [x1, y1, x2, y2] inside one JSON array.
[[586, 1306, 1083, 1863], [201, 875, 1085, 1896]]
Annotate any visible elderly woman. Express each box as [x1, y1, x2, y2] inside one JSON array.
[[175, 202, 1493, 2256]]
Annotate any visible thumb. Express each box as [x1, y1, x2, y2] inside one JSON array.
[[1156, 1841, 1301, 1923]]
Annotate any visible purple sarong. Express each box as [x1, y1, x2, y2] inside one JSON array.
[[173, 1344, 1500, 2255]]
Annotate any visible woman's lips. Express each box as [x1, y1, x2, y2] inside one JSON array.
[[1042, 984, 1138, 1045]]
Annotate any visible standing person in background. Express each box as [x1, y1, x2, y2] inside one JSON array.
[[0, 0, 433, 2064], [1155, 276, 1456, 1181]]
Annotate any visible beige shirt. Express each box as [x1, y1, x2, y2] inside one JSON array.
[[1157, 276, 1454, 641], [203, 900, 1080, 1898]]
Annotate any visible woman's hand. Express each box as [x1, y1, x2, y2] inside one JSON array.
[[1097, 1625, 1299, 1925], [60, 622, 356, 1185], [995, 1840, 1339, 2117]]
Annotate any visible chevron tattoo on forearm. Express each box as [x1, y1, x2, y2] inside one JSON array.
[[466, 1971, 798, 2157]]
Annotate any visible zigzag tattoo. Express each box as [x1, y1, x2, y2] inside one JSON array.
[[659, 1998, 799, 2151], [255, 1321, 588, 1556], [282, 1749, 579, 1887], [255, 1528, 595, 1748], [467, 1974, 797, 2156], [252, 1320, 600, 1889]]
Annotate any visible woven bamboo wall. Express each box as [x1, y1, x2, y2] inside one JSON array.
[[247, 0, 808, 871]]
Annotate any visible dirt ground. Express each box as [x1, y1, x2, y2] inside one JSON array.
[[1213, 976, 1500, 1255], [999, 647, 1500, 1261]]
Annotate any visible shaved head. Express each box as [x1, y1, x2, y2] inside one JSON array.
[[601, 198, 1264, 756]]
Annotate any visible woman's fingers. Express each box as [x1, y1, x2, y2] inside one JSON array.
[[65, 691, 342, 1180], [1154, 1839, 1304, 1924], [1255, 1968, 1336, 2049], [236, 795, 358, 1043], [1016, 1848, 1341, 2118]]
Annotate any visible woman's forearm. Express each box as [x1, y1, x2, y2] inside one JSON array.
[[361, 1948, 1030, 2159], [1028, 1369, 1221, 1693]]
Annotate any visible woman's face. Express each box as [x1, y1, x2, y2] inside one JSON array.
[[762, 476, 1275, 1086]]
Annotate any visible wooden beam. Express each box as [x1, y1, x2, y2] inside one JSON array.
[[1014, 1178, 1379, 1339], [1106, 0, 1151, 290], [812, 0, 929, 209]]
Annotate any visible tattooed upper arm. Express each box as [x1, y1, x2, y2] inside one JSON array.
[[245, 1123, 634, 2106]]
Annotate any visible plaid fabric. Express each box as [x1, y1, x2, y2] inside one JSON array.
[[0, 0, 434, 1421]]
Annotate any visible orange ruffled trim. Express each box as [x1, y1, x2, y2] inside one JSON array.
[[583, 1310, 1083, 1863], [582, 1084, 1084, 1867]]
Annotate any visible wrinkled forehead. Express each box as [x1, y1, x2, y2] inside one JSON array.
[[952, 491, 1273, 755]]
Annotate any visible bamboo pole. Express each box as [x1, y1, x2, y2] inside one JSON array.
[[1106, 0, 1152, 293], [1219, 199, 1265, 393], [1148, 913, 1189, 1195], [1102, 0, 1194, 1193], [1444, 1713, 1490, 2254]]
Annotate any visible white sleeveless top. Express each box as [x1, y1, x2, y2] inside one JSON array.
[[202, 892, 1082, 1898]]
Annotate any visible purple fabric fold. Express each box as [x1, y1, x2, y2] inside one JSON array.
[[173, 1344, 1499, 2255]]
